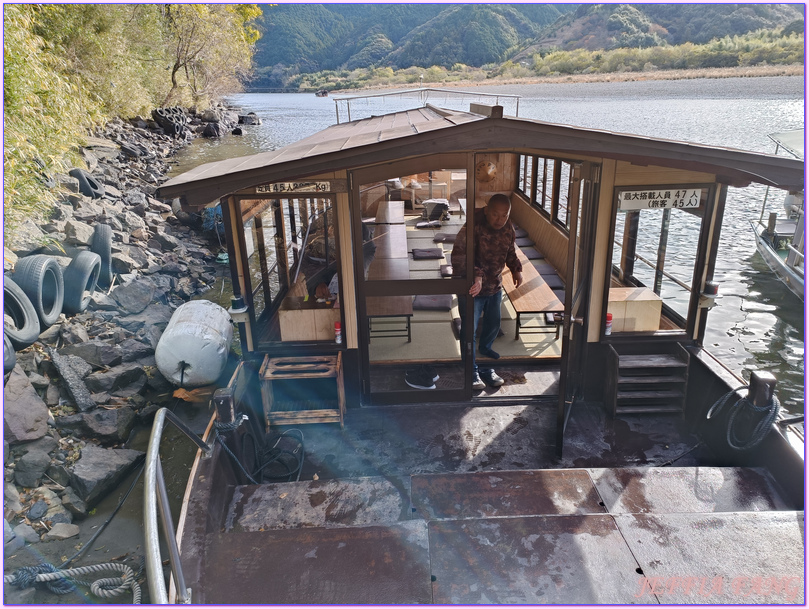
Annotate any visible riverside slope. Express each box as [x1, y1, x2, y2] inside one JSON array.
[[3, 105, 254, 603]]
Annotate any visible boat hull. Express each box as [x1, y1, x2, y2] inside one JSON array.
[[751, 221, 804, 301]]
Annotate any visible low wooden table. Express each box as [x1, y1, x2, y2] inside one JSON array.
[[502, 246, 564, 339]]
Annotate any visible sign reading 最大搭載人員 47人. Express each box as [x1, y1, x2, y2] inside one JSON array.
[[256, 182, 330, 194], [618, 188, 703, 211]]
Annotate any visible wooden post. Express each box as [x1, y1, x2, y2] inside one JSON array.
[[253, 213, 272, 306], [273, 199, 290, 292], [653, 208, 671, 295], [288, 199, 299, 268], [747, 371, 777, 407], [621, 211, 640, 279], [767, 212, 777, 237]]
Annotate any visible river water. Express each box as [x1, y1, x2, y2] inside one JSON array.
[[169, 76, 804, 413]]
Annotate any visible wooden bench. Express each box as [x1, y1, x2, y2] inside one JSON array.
[[502, 246, 564, 339]]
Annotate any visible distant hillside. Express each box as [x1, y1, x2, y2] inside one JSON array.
[[252, 3, 803, 87], [522, 4, 803, 55], [252, 3, 574, 86]]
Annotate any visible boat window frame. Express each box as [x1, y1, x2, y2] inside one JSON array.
[[600, 181, 720, 341], [516, 153, 577, 231], [234, 193, 347, 352]]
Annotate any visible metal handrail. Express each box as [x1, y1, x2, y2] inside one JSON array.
[[144, 408, 212, 604]]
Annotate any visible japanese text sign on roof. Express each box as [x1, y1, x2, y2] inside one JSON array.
[[257, 181, 330, 194], [618, 188, 703, 211]]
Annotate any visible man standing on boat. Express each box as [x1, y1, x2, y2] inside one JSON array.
[[451, 194, 522, 390]]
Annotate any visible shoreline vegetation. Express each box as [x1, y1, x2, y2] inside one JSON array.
[[328, 64, 804, 94]]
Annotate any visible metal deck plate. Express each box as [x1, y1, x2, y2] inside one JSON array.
[[429, 514, 643, 604], [615, 511, 805, 604], [412, 469, 606, 520], [200, 521, 431, 604], [590, 466, 792, 513], [225, 476, 411, 531]]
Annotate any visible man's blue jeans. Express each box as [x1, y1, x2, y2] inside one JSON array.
[[460, 290, 501, 375]]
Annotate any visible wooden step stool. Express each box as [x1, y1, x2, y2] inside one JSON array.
[[259, 353, 346, 429]]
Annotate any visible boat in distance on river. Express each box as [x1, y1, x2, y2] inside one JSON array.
[[751, 129, 804, 301]]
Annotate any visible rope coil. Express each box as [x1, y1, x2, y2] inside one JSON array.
[[706, 385, 780, 451], [4, 562, 141, 603]]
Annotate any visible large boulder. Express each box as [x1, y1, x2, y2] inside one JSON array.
[[69, 445, 144, 507], [55, 407, 135, 444], [64, 219, 95, 246], [111, 278, 156, 315], [3, 366, 49, 444], [6, 219, 46, 256], [14, 450, 51, 488], [59, 340, 123, 369], [47, 349, 95, 412], [84, 363, 146, 394]]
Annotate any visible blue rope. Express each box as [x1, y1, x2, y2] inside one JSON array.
[[10, 564, 74, 595]]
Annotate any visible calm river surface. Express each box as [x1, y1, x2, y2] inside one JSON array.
[[169, 76, 805, 413]]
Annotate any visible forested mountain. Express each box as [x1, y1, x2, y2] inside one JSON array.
[[252, 3, 803, 87], [252, 3, 574, 85], [527, 3, 803, 53]]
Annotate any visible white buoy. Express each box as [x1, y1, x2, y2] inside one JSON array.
[[155, 300, 233, 387]]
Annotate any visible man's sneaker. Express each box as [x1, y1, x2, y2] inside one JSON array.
[[405, 367, 436, 390], [480, 369, 504, 387], [472, 372, 486, 391], [421, 364, 439, 382]]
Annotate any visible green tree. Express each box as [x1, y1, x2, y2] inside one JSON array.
[[4, 5, 102, 236], [162, 4, 261, 106]]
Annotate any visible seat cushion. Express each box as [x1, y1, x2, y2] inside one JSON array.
[[542, 273, 565, 289], [515, 236, 534, 247], [433, 232, 458, 243], [415, 220, 442, 229], [514, 227, 529, 238], [531, 260, 556, 275], [412, 247, 444, 260], [440, 264, 453, 277], [413, 294, 453, 311], [521, 247, 544, 260]]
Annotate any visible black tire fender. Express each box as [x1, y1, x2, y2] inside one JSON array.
[[3, 277, 41, 349], [62, 251, 102, 315], [12, 254, 65, 328], [4, 331, 16, 375], [68, 168, 105, 199], [91, 224, 114, 288]]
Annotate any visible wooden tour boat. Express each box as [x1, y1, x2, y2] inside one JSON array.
[[147, 97, 805, 604]]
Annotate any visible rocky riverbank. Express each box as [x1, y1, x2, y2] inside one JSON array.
[[3, 104, 257, 602]]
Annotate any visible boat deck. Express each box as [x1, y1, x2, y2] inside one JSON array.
[[190, 401, 803, 604]]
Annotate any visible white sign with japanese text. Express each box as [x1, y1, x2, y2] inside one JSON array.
[[618, 188, 703, 211], [256, 182, 331, 194]]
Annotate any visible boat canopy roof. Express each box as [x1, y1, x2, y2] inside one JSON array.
[[769, 129, 804, 161], [158, 105, 805, 209]]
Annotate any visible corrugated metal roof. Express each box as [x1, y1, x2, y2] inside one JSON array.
[[157, 105, 804, 209], [161, 107, 482, 191]]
